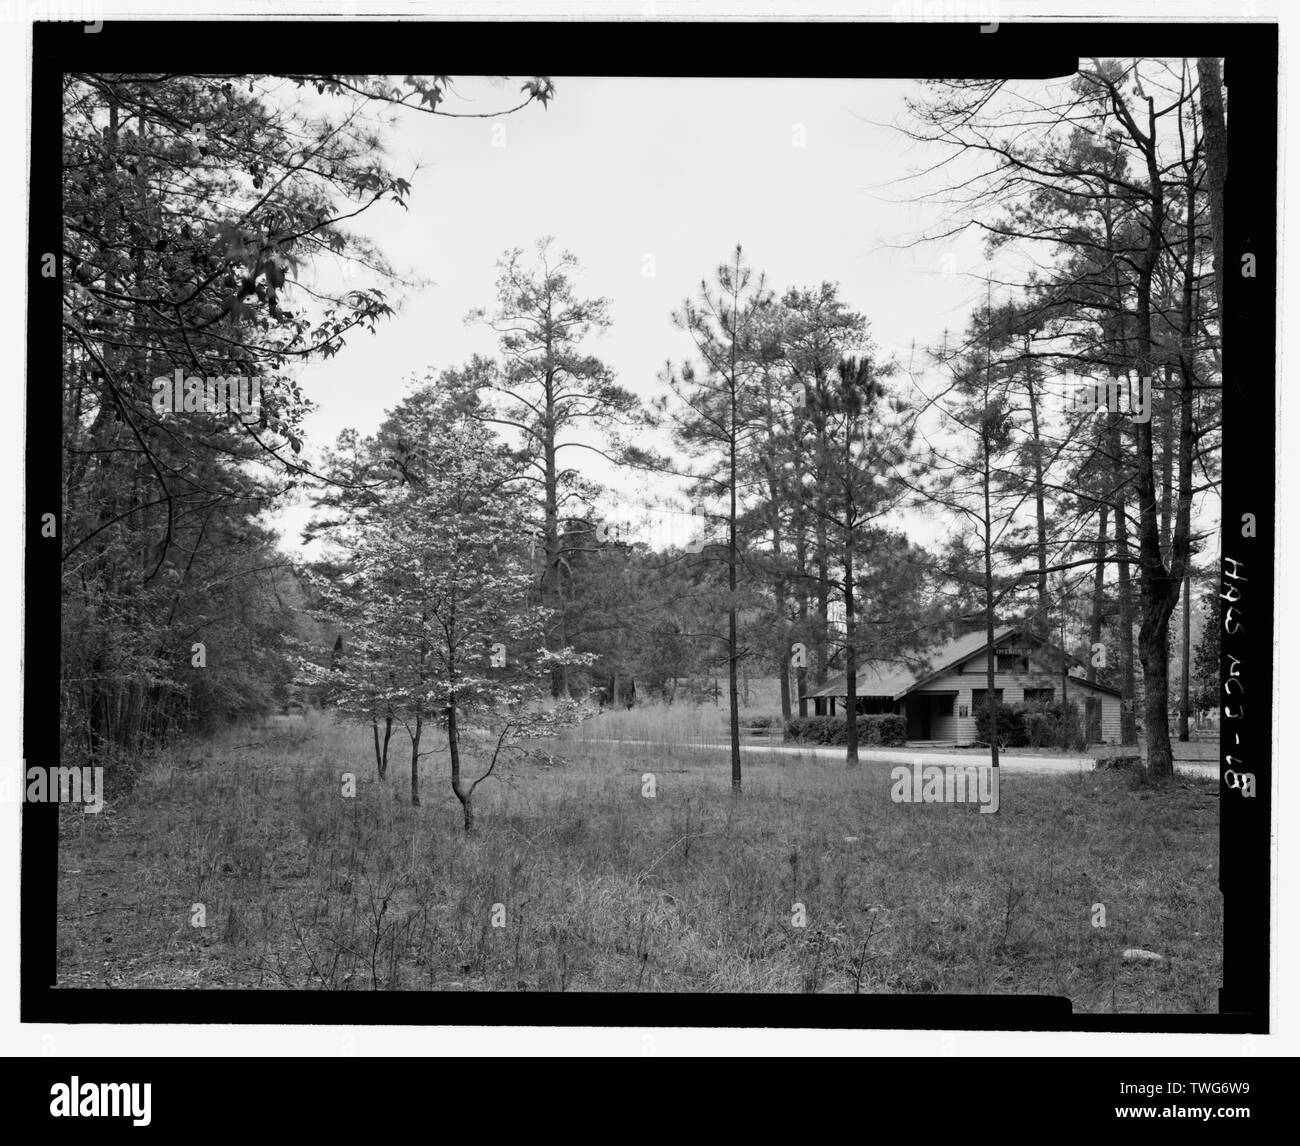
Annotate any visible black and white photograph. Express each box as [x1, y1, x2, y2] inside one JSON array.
[[7, 3, 1291, 1092]]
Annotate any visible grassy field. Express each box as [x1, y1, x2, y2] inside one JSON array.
[[55, 708, 1221, 1009]]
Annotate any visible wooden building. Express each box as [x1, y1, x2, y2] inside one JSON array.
[[807, 626, 1124, 745]]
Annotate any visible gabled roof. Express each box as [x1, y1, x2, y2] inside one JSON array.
[[810, 626, 1122, 700]]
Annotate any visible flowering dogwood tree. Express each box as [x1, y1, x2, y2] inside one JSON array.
[[313, 400, 591, 828]]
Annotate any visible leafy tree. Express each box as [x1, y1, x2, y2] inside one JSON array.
[[1191, 589, 1221, 714], [61, 73, 553, 770], [311, 393, 589, 827]]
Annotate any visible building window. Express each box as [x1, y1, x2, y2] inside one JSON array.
[[996, 653, 1028, 673], [971, 688, 1004, 709], [1023, 687, 1055, 706]]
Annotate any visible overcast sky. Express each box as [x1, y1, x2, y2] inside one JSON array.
[[270, 76, 1004, 546]]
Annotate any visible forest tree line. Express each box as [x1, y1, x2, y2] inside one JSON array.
[[60, 62, 1224, 798]]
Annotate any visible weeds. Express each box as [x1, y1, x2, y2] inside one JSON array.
[[55, 710, 1221, 1009]]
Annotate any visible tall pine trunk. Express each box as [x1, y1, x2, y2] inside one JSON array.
[[727, 344, 742, 794], [765, 437, 792, 722], [842, 382, 860, 766], [1160, 363, 1175, 552], [543, 379, 566, 699], [1088, 504, 1108, 685], [1130, 105, 1179, 780], [1197, 58, 1227, 323], [983, 431, 999, 777], [815, 512, 829, 690], [793, 452, 809, 716], [1024, 345, 1049, 633], [1179, 569, 1191, 741], [1109, 415, 1138, 745], [814, 380, 830, 690], [844, 545, 859, 766]]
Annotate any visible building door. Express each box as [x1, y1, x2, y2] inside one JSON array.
[[1084, 697, 1102, 743], [906, 697, 931, 740]]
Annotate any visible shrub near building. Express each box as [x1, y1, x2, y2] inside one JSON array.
[[974, 702, 1028, 748], [1022, 700, 1089, 751], [976, 700, 1089, 751], [784, 714, 906, 746]]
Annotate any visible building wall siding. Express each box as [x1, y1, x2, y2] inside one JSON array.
[[930, 705, 959, 741], [916, 667, 1122, 743]]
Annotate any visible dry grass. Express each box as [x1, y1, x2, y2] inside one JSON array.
[[55, 708, 1220, 1008]]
